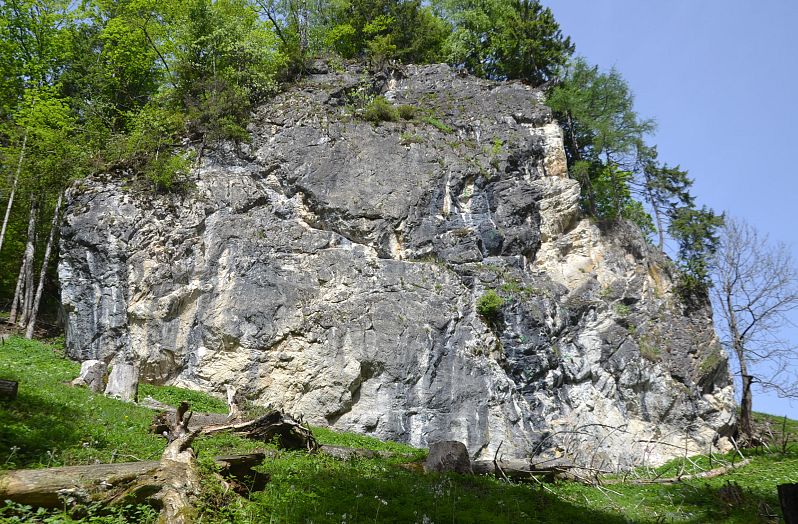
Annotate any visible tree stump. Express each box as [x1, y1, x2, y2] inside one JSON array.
[[779, 483, 798, 524], [0, 379, 18, 400]]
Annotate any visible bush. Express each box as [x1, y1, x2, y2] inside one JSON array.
[[362, 96, 399, 123], [144, 153, 191, 193], [476, 290, 505, 322], [397, 105, 418, 120]]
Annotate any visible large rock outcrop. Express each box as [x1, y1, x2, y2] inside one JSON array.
[[59, 63, 735, 467]]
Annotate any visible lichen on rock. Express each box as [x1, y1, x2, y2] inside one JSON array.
[[59, 63, 735, 468]]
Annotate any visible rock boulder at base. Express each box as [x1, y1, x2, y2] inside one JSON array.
[[59, 63, 736, 468], [424, 441, 472, 474], [71, 360, 107, 393], [104, 363, 138, 402]]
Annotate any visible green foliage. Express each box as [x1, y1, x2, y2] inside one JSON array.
[[142, 153, 189, 192], [361, 96, 399, 123], [547, 56, 718, 280], [613, 303, 630, 317], [590, 163, 655, 233], [699, 348, 724, 376], [437, 0, 573, 85], [399, 132, 424, 145], [422, 115, 454, 133], [324, 0, 449, 65], [173, 0, 286, 142], [397, 104, 418, 120], [0, 500, 159, 523], [547, 58, 656, 222], [477, 289, 505, 321], [669, 205, 724, 297]]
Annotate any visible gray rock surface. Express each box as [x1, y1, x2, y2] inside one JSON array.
[[424, 441, 472, 474], [59, 63, 736, 467], [104, 363, 138, 402], [71, 360, 107, 392]]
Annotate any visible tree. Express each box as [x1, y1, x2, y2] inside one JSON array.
[[173, 0, 286, 142], [546, 57, 655, 222], [437, 0, 573, 85], [638, 145, 694, 250], [321, 0, 448, 66], [668, 205, 723, 299], [710, 217, 798, 440]]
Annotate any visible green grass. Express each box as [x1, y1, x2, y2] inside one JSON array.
[[362, 96, 399, 124], [1, 336, 796, 523], [422, 116, 454, 134], [139, 383, 228, 413]]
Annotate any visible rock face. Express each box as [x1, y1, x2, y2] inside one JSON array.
[[59, 63, 735, 467]]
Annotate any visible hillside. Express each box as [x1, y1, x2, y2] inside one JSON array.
[[1, 336, 796, 523]]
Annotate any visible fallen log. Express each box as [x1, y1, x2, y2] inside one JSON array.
[[149, 405, 318, 452], [601, 458, 752, 485], [0, 452, 269, 509], [471, 458, 572, 482], [199, 410, 319, 451]]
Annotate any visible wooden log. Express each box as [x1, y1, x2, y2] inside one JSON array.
[[780, 483, 798, 524], [0, 453, 269, 509], [472, 458, 570, 482], [0, 379, 18, 400], [0, 461, 161, 507], [200, 410, 318, 451], [601, 458, 752, 486]]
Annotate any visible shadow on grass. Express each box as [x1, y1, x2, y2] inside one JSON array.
[[0, 387, 85, 469], [229, 453, 631, 524], [649, 477, 784, 524]]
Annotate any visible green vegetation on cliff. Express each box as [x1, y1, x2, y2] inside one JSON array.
[[1, 337, 796, 523]]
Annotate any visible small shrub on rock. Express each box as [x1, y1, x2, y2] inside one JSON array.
[[363, 96, 399, 123], [477, 290, 505, 322]]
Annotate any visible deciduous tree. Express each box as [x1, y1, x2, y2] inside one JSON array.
[[711, 217, 798, 439]]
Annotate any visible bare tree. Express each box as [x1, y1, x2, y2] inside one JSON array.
[[711, 217, 798, 439]]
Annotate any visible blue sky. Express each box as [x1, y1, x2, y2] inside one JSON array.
[[542, 0, 798, 418]]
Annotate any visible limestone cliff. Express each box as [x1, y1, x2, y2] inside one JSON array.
[[59, 63, 736, 467]]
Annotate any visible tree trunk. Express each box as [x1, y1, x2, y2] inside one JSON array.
[[779, 483, 798, 524], [725, 287, 753, 440], [8, 254, 27, 324], [739, 373, 754, 439], [0, 132, 26, 255], [10, 197, 37, 326], [26, 192, 63, 338], [644, 180, 666, 250], [20, 254, 34, 326]]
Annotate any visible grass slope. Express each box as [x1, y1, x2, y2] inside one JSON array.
[[1, 336, 796, 523]]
